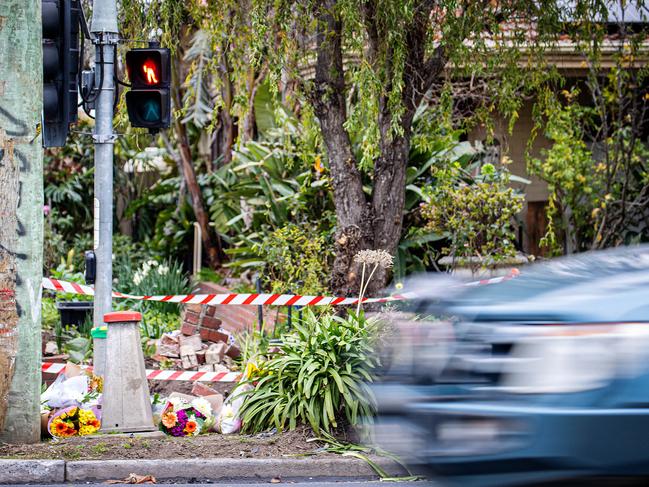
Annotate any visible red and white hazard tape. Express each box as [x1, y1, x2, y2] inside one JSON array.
[[42, 277, 408, 306], [41, 362, 242, 382], [41, 270, 518, 307], [464, 268, 520, 287]]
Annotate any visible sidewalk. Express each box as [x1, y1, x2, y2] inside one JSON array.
[[0, 456, 408, 484]]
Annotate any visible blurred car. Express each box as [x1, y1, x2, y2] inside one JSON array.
[[372, 246, 649, 486]]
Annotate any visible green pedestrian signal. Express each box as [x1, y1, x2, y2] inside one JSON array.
[[142, 99, 161, 122]]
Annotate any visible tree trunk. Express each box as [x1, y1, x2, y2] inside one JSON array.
[[0, 0, 43, 442], [0, 129, 19, 432], [312, 0, 371, 296], [368, 135, 410, 292], [313, 0, 445, 296], [219, 55, 236, 166], [177, 132, 224, 268], [171, 53, 224, 269]]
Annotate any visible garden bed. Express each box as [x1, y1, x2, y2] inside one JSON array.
[[0, 426, 327, 460]]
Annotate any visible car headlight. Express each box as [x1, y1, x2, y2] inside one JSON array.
[[498, 323, 649, 394]]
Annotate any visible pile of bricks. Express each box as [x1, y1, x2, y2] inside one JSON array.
[[181, 304, 233, 345], [183, 281, 284, 334], [153, 301, 242, 372], [153, 281, 286, 372]]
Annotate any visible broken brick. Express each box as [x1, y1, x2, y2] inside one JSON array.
[[205, 342, 227, 364], [185, 304, 203, 314], [204, 305, 216, 317], [209, 329, 230, 343], [191, 381, 218, 397], [201, 315, 222, 330], [185, 311, 200, 325], [199, 328, 211, 342], [180, 344, 199, 369], [179, 334, 203, 352], [180, 323, 198, 336], [157, 339, 180, 358], [196, 350, 206, 365], [203, 394, 224, 416], [225, 345, 241, 359]]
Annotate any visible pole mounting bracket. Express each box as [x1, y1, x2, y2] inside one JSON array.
[[92, 133, 118, 143]]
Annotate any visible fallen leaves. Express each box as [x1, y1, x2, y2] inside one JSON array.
[[105, 473, 157, 484]]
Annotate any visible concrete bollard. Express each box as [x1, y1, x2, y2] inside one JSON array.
[[101, 311, 155, 433]]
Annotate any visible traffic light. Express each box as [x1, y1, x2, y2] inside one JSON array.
[[125, 48, 171, 130], [42, 0, 80, 147]]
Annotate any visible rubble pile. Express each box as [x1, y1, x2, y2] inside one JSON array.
[[153, 304, 241, 372]]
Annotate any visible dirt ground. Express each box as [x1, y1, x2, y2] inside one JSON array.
[[148, 379, 234, 398], [0, 426, 330, 460]]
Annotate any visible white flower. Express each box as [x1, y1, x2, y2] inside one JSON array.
[[157, 265, 169, 276], [168, 396, 188, 409], [354, 249, 394, 269], [220, 404, 235, 420], [191, 397, 212, 419], [133, 272, 143, 286]]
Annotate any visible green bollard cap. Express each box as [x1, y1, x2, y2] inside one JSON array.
[[90, 326, 108, 339]]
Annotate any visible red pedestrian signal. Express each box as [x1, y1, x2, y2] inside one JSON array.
[[125, 48, 170, 129], [142, 62, 159, 84]]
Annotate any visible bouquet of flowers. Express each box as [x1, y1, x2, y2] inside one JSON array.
[[159, 397, 213, 437], [48, 406, 101, 438]]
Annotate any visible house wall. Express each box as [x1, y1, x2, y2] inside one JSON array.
[[468, 101, 553, 255]]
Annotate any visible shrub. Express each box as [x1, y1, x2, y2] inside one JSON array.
[[421, 160, 524, 270], [255, 223, 332, 295], [236, 310, 379, 435]]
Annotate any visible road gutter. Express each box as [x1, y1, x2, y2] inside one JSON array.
[[0, 456, 408, 484]]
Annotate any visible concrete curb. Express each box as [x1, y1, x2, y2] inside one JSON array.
[[0, 456, 408, 484], [0, 459, 66, 484]]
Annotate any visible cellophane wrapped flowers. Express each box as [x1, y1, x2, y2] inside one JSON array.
[[48, 406, 101, 438], [159, 397, 213, 437]]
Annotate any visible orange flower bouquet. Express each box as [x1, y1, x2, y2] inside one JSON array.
[[159, 397, 211, 437]]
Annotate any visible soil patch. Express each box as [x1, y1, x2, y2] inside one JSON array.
[[0, 426, 330, 460], [148, 379, 234, 398]]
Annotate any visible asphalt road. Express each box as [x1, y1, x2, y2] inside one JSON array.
[[1, 484, 439, 487]]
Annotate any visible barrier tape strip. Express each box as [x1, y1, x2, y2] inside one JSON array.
[[464, 268, 520, 287], [41, 269, 518, 307], [41, 270, 518, 383], [41, 362, 242, 382]]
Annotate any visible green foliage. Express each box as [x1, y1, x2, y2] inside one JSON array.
[[529, 92, 599, 254], [236, 310, 379, 435], [256, 223, 332, 295], [63, 335, 92, 364], [530, 29, 649, 253], [43, 123, 95, 272], [421, 146, 524, 268], [126, 259, 190, 315], [140, 309, 181, 340], [41, 298, 60, 331]]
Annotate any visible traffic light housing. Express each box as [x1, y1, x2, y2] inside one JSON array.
[[125, 48, 171, 129], [42, 0, 80, 147]]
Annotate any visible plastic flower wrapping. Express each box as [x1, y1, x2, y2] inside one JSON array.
[[159, 397, 214, 437], [48, 406, 101, 438], [41, 366, 104, 438]]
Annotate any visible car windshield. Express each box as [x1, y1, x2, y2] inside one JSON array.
[[453, 245, 649, 307]]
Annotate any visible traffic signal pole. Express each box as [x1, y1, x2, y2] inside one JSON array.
[[90, 1, 118, 366]]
